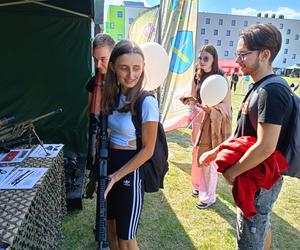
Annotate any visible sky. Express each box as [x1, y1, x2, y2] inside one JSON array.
[[104, 0, 300, 20]]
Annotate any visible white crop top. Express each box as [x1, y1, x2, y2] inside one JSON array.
[[108, 94, 159, 149]]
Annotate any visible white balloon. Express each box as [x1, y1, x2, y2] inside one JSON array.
[[200, 74, 228, 107], [140, 42, 169, 91]]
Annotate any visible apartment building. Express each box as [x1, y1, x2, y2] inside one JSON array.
[[105, 5, 300, 68], [106, 1, 147, 42], [197, 12, 300, 68]]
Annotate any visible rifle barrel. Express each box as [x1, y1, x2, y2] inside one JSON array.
[[31, 108, 63, 123], [0, 108, 63, 140]]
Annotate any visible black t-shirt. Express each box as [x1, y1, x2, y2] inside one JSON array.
[[234, 74, 294, 153], [232, 72, 239, 82]]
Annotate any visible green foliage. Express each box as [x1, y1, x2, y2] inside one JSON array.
[[62, 76, 300, 250]]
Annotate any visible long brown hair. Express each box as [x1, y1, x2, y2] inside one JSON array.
[[196, 44, 223, 81], [101, 40, 145, 115]]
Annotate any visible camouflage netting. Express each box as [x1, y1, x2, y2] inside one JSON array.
[[0, 148, 66, 250]]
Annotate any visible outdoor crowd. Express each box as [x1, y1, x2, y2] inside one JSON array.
[[86, 23, 295, 250]]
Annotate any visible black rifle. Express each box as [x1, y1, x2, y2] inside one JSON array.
[[95, 113, 109, 250], [85, 72, 109, 249], [0, 109, 62, 153]]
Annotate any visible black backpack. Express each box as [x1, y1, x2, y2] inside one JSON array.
[[248, 76, 300, 178], [132, 91, 169, 193]]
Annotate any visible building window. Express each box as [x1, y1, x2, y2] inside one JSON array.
[[295, 34, 299, 40], [226, 30, 231, 36], [286, 39, 289, 44], [110, 22, 115, 29], [284, 48, 288, 54], [229, 41, 234, 46], [217, 40, 221, 46], [219, 19, 223, 25], [244, 20, 248, 27], [204, 39, 209, 45], [117, 34, 122, 41], [287, 29, 291, 35], [205, 18, 210, 24], [117, 11, 123, 18], [231, 20, 236, 26], [201, 28, 205, 35], [279, 23, 283, 29], [224, 51, 229, 57], [292, 54, 296, 59], [214, 29, 218, 35], [129, 17, 134, 24], [283, 58, 287, 63]]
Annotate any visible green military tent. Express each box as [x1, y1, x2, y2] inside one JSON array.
[[0, 0, 102, 156]]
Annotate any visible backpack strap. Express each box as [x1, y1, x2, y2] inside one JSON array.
[[132, 91, 155, 151], [247, 76, 292, 131]]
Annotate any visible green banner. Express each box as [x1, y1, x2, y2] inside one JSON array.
[[0, 4, 91, 157]]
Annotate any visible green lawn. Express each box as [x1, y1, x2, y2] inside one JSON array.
[[62, 77, 300, 250]]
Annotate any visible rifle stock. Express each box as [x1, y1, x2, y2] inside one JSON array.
[[87, 73, 103, 170]]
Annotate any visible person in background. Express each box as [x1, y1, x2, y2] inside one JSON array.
[[230, 67, 239, 94], [200, 24, 294, 250], [242, 74, 251, 95], [181, 44, 232, 209], [86, 33, 115, 106], [85, 33, 115, 199], [102, 40, 159, 250]]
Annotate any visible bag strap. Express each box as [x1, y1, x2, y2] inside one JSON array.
[[247, 76, 292, 131], [132, 91, 154, 151]]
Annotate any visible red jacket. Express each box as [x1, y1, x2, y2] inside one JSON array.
[[215, 136, 288, 218]]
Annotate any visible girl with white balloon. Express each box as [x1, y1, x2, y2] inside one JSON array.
[[180, 44, 232, 209]]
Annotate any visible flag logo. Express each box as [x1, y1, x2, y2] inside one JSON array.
[[170, 31, 194, 74]]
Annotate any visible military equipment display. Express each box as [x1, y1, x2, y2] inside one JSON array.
[[0, 109, 62, 152]]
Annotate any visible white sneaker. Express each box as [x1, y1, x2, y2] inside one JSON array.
[[196, 201, 215, 209]]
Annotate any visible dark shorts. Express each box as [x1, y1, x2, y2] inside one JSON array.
[[107, 149, 144, 240], [236, 177, 283, 250]]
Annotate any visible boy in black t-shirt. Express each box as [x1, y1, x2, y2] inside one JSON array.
[[199, 24, 294, 250]]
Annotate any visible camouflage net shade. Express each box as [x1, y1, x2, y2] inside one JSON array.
[[0, 148, 66, 250]]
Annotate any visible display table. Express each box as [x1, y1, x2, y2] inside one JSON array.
[[0, 147, 66, 250]]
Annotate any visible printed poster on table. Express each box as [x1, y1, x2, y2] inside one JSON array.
[[0, 166, 48, 189], [0, 149, 31, 163], [29, 144, 64, 158]]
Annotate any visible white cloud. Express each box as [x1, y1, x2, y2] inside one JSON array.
[[231, 7, 300, 20], [105, 0, 124, 5]]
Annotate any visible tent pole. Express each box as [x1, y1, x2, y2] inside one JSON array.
[[0, 0, 89, 18], [157, 1, 162, 121]]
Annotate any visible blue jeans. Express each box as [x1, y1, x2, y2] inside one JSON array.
[[236, 177, 283, 250]]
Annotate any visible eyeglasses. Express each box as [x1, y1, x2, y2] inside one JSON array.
[[235, 50, 259, 61], [197, 56, 210, 62]]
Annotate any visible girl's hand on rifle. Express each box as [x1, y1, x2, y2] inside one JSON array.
[[104, 174, 116, 199]]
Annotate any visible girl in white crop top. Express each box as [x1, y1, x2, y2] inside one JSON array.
[[101, 40, 159, 249]]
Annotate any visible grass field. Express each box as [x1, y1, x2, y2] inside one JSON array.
[[62, 77, 300, 250]]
